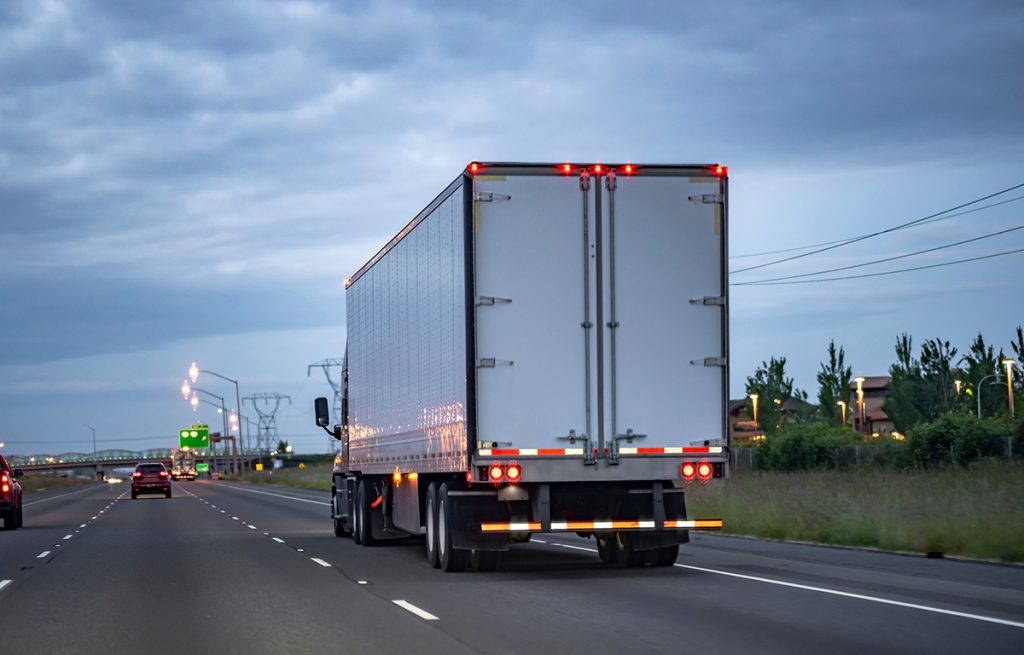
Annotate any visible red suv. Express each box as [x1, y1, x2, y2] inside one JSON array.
[[1, 454, 24, 530], [131, 463, 172, 499]]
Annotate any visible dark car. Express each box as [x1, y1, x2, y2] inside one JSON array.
[[0, 454, 24, 530], [131, 463, 172, 499]]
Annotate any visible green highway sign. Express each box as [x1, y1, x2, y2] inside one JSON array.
[[179, 424, 209, 449], [196, 463, 210, 473]]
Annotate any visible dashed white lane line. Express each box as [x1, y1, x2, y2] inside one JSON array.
[[272, 537, 285, 544], [247, 525, 257, 530], [232, 516, 240, 521], [37, 551, 51, 559], [0, 580, 11, 592], [216, 483, 330, 506], [62, 534, 73, 540], [310, 557, 332, 567], [392, 600, 439, 621], [534, 538, 1024, 631], [357, 580, 368, 585], [79, 524, 86, 528], [91, 516, 98, 520]]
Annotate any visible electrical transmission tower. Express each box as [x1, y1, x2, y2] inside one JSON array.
[[243, 393, 291, 453], [308, 357, 344, 453]]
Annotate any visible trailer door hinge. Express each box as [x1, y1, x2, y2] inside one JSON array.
[[690, 357, 727, 367], [476, 296, 512, 306], [474, 192, 511, 202], [477, 358, 514, 368], [689, 295, 725, 306], [688, 193, 723, 204]]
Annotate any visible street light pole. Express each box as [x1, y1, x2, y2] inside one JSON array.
[[854, 377, 866, 433], [190, 364, 244, 453], [748, 393, 759, 438], [1003, 359, 1017, 419], [83, 424, 97, 478], [976, 373, 999, 419], [837, 401, 847, 427]]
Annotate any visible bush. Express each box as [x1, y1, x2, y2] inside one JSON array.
[[756, 422, 862, 471], [908, 413, 1002, 466]]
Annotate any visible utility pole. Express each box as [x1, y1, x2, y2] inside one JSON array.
[[83, 424, 97, 479], [243, 393, 291, 453], [307, 357, 345, 453]]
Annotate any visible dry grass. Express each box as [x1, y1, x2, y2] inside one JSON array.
[[19, 475, 100, 493], [686, 461, 1024, 562], [241, 463, 332, 491]]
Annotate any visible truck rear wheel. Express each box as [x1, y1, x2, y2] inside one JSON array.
[[425, 482, 439, 568], [437, 482, 467, 572], [613, 532, 646, 568], [649, 544, 679, 567], [596, 535, 617, 565], [470, 549, 500, 572], [355, 479, 379, 546]]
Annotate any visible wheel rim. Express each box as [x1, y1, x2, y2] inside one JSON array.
[[438, 499, 447, 557], [426, 498, 435, 558]]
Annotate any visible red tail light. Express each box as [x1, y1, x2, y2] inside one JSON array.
[[488, 464, 504, 483], [506, 463, 522, 483], [681, 462, 696, 481], [1, 473, 9, 495], [159, 471, 168, 478], [132, 471, 142, 479], [697, 462, 713, 481]]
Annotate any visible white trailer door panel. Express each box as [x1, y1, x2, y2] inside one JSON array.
[[605, 175, 726, 444], [473, 176, 588, 450]]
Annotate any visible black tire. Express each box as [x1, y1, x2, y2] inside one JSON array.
[[131, 492, 138, 500], [16, 506, 23, 528], [332, 488, 348, 537], [356, 479, 379, 546], [650, 544, 680, 567], [437, 483, 468, 572], [596, 534, 618, 565], [166, 489, 172, 498], [352, 482, 363, 545], [470, 549, 501, 572], [2, 507, 16, 531], [425, 482, 439, 568], [613, 532, 646, 568]]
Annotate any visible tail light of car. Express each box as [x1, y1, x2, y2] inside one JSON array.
[[159, 471, 168, 478], [132, 471, 142, 479], [1, 472, 9, 495]]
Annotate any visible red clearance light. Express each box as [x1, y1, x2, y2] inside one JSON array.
[[468, 162, 480, 174], [711, 164, 727, 177], [488, 463, 504, 483], [466, 471, 473, 483], [506, 463, 522, 483], [681, 462, 696, 481], [560, 163, 572, 174], [624, 163, 634, 175], [593, 164, 603, 173], [697, 462, 713, 480]]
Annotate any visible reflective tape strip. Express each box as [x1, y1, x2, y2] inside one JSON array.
[[478, 448, 585, 457], [618, 446, 724, 455], [370, 495, 383, 509], [550, 520, 657, 531], [664, 519, 724, 529], [481, 522, 542, 532]]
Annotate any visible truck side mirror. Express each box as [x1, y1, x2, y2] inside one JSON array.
[[314, 397, 331, 427]]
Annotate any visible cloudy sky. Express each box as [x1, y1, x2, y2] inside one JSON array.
[[1, 0, 1022, 455]]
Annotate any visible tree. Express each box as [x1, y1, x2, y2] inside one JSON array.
[[816, 340, 852, 425], [746, 357, 798, 436], [1011, 326, 1024, 401], [920, 337, 958, 416], [960, 333, 1001, 417], [884, 333, 927, 433]]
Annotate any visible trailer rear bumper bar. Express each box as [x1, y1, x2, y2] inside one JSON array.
[[480, 518, 723, 533]]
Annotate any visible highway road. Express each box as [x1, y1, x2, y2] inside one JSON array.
[[1, 481, 1022, 654]]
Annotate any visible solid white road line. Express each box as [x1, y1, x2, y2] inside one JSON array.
[[23, 486, 97, 507], [534, 538, 1024, 631], [0, 580, 11, 592], [310, 557, 332, 567], [37, 551, 50, 559], [272, 537, 285, 543], [218, 483, 330, 506], [673, 562, 1024, 630], [392, 600, 439, 621]]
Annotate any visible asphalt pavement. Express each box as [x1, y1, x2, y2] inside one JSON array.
[[1, 479, 1022, 654]]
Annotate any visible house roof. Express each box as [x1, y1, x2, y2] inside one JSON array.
[[850, 376, 891, 391]]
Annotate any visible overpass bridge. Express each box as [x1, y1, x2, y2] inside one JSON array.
[[6, 449, 266, 476]]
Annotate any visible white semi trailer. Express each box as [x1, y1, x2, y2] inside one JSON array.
[[315, 162, 729, 571]]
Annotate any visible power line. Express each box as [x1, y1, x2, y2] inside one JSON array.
[[729, 194, 1024, 260], [733, 223, 1024, 285], [730, 181, 1024, 274], [733, 246, 1024, 286]]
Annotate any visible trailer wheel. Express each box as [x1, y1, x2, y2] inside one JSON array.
[[470, 549, 501, 572], [649, 544, 680, 567], [425, 482, 440, 568], [356, 479, 379, 546], [437, 483, 467, 572], [613, 532, 646, 568], [596, 535, 618, 565]]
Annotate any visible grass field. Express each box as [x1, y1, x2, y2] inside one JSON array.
[[686, 461, 1024, 562], [20, 475, 99, 494], [241, 464, 332, 491]]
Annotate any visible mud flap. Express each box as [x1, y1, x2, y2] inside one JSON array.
[[448, 492, 511, 552]]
